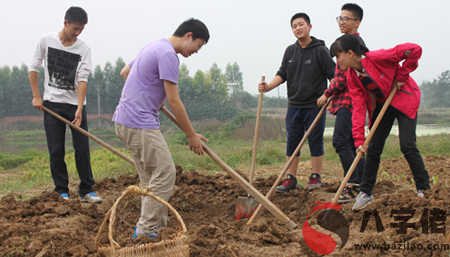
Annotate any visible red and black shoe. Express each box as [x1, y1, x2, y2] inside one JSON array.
[[308, 173, 322, 190], [275, 174, 298, 193]]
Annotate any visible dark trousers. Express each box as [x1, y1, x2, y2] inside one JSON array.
[[360, 105, 430, 195], [333, 108, 365, 184], [44, 101, 95, 197], [285, 108, 326, 157]]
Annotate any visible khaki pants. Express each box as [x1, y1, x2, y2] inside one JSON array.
[[115, 123, 176, 235]]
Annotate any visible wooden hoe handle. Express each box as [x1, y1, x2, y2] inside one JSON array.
[[161, 106, 297, 230]]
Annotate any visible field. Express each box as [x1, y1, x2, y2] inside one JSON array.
[[1, 111, 450, 256]]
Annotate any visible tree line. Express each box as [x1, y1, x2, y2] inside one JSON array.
[[0, 58, 287, 121], [420, 70, 450, 109]]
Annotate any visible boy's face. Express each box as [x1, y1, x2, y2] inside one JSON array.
[[180, 33, 205, 58], [63, 21, 85, 41], [338, 10, 360, 34], [291, 18, 311, 41]]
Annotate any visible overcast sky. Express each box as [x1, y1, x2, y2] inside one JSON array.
[[2, 0, 449, 97]]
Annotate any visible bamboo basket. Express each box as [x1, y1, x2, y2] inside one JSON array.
[[96, 185, 189, 257]]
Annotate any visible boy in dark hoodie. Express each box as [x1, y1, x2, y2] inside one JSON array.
[[258, 12, 335, 192]]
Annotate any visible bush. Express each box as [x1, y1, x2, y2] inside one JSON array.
[[0, 148, 46, 170], [221, 113, 256, 136]]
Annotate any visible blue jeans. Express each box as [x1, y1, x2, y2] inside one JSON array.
[[285, 108, 325, 157], [360, 105, 430, 195], [333, 108, 365, 184], [44, 101, 95, 197]]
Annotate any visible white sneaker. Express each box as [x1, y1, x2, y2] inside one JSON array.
[[80, 192, 102, 203], [352, 191, 374, 211], [417, 190, 424, 197]]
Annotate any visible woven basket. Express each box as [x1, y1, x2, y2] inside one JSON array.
[[96, 185, 189, 257]]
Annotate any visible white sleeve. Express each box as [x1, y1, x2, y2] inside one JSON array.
[[29, 35, 46, 72], [77, 47, 92, 82]]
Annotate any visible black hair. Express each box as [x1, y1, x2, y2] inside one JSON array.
[[341, 3, 363, 21], [64, 6, 88, 24], [290, 13, 311, 26], [330, 34, 369, 58], [173, 18, 210, 44]]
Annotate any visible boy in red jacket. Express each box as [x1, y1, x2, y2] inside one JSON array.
[[329, 34, 431, 211]]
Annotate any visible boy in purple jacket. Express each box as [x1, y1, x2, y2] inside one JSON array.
[[113, 18, 209, 238]]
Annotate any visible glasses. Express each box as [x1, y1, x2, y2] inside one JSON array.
[[336, 16, 359, 24]]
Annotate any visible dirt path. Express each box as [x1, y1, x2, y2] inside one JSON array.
[[1, 155, 450, 256]]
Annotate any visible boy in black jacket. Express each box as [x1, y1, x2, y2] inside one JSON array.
[[258, 13, 335, 192]]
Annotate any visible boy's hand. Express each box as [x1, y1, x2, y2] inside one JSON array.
[[258, 82, 269, 92], [392, 80, 404, 90], [188, 134, 209, 155], [72, 109, 82, 127], [317, 95, 328, 107], [32, 97, 44, 111], [356, 145, 368, 156]]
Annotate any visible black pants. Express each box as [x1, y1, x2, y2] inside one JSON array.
[[44, 101, 95, 197], [333, 108, 364, 184], [360, 105, 430, 195]]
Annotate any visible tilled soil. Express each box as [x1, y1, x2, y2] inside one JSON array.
[[1, 155, 450, 256]]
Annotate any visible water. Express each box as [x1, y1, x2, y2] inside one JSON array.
[[324, 124, 450, 137]]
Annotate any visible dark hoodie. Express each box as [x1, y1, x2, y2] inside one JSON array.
[[276, 37, 335, 108]]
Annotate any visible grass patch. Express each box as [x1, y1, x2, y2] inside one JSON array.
[[1, 115, 449, 195], [0, 148, 47, 170]]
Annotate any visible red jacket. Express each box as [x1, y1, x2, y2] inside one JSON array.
[[348, 43, 422, 147]]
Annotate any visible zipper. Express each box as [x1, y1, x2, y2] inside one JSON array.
[[399, 89, 413, 95]]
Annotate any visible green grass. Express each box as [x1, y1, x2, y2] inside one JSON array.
[[167, 135, 339, 171], [0, 118, 449, 195]]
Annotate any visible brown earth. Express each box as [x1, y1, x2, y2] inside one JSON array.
[[1, 155, 450, 256]]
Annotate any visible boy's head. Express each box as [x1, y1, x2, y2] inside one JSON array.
[[290, 13, 312, 41], [173, 18, 210, 44], [62, 7, 88, 41], [173, 18, 210, 58], [65, 6, 88, 25], [337, 3, 363, 34]]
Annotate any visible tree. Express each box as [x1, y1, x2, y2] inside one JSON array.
[[206, 63, 229, 103], [86, 65, 104, 114], [108, 58, 126, 113], [0, 65, 11, 118], [235, 91, 258, 109], [420, 70, 450, 108], [225, 62, 243, 103], [178, 63, 193, 101], [177, 63, 238, 121], [7, 64, 30, 116]]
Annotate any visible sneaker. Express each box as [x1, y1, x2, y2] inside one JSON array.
[[308, 174, 322, 190], [352, 191, 374, 211], [132, 227, 156, 239], [417, 190, 424, 197], [80, 192, 102, 204], [60, 193, 69, 200], [275, 174, 297, 193], [337, 184, 360, 203]]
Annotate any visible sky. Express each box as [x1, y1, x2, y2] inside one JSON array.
[[2, 0, 449, 97]]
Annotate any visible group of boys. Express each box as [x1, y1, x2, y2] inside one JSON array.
[[29, 6, 209, 238], [260, 4, 366, 204], [28, 3, 411, 239]]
